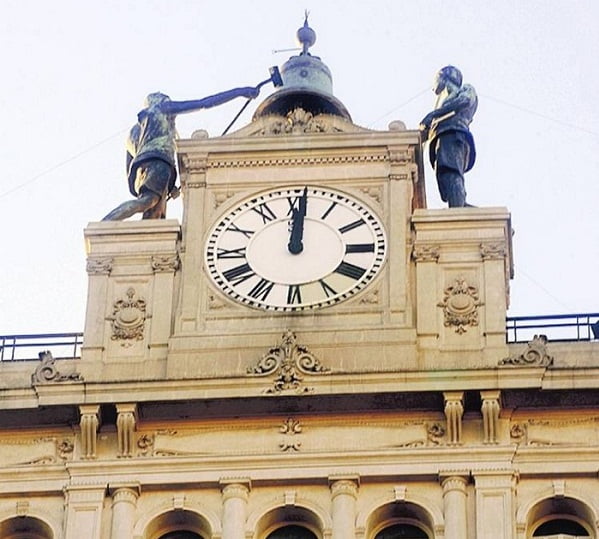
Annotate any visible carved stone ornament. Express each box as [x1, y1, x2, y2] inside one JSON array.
[[499, 334, 554, 367], [413, 244, 440, 262], [31, 351, 82, 384], [438, 277, 483, 334], [247, 330, 330, 394], [279, 417, 302, 452], [259, 108, 343, 136], [86, 257, 113, 275], [108, 287, 147, 342], [151, 254, 180, 273]]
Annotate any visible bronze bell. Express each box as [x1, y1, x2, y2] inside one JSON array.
[[253, 17, 351, 121]]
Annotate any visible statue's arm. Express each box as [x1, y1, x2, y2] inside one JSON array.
[[161, 87, 260, 115], [420, 85, 476, 132]]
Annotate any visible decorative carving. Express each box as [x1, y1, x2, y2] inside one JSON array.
[[57, 439, 74, 460], [0, 436, 74, 466], [137, 434, 154, 456], [358, 288, 380, 305], [499, 335, 554, 367], [86, 257, 113, 275], [108, 288, 147, 342], [116, 404, 137, 458], [330, 479, 359, 499], [481, 390, 501, 444], [180, 155, 208, 173], [247, 330, 330, 394], [360, 186, 382, 204], [413, 244, 440, 262], [438, 277, 483, 334], [257, 108, 343, 136], [208, 152, 386, 169], [511, 416, 599, 446], [279, 417, 302, 452], [79, 405, 100, 459], [31, 351, 82, 384], [427, 423, 446, 445], [151, 254, 180, 273], [480, 242, 506, 260], [444, 392, 464, 445]]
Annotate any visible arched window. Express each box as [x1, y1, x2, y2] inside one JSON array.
[[0, 516, 54, 539], [375, 523, 429, 538], [159, 532, 204, 539], [266, 525, 317, 539], [533, 517, 591, 537]]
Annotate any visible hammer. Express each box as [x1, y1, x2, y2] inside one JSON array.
[[221, 66, 283, 135]]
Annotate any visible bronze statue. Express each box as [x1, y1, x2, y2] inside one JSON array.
[[102, 86, 259, 221], [419, 66, 478, 207]]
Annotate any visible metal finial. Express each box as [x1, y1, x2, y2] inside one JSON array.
[[296, 11, 316, 54]]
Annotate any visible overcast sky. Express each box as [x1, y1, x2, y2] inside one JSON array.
[[1, 0, 597, 334]]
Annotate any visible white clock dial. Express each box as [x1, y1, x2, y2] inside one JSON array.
[[205, 186, 386, 311]]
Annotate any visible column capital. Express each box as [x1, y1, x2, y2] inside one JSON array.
[[440, 475, 469, 494], [220, 479, 251, 502], [109, 483, 141, 501], [329, 477, 359, 500]]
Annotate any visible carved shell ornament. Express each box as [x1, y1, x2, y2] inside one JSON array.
[[109, 287, 147, 341], [438, 277, 483, 334]]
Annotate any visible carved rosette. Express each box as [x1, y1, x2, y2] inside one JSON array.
[[438, 277, 483, 334], [247, 330, 330, 394], [499, 335, 554, 367], [109, 288, 147, 342], [31, 351, 82, 384]]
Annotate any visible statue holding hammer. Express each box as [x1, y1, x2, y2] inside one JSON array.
[[420, 66, 478, 207]]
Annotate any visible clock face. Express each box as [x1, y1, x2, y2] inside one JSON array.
[[205, 186, 386, 311]]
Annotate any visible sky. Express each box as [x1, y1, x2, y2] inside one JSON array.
[[0, 0, 598, 335]]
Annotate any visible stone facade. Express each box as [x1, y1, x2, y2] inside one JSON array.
[[0, 110, 598, 539]]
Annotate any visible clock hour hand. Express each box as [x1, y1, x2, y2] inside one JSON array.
[[288, 187, 308, 255]]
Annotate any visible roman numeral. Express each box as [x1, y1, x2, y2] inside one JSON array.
[[286, 195, 300, 216], [287, 284, 302, 305], [335, 261, 367, 280], [318, 279, 337, 298], [321, 201, 337, 220], [345, 243, 375, 253], [216, 247, 247, 259], [226, 223, 254, 238], [252, 202, 277, 223], [248, 278, 275, 301], [222, 263, 254, 284], [339, 218, 365, 234]]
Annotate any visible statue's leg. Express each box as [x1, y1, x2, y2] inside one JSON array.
[[101, 191, 161, 221], [437, 169, 466, 207]]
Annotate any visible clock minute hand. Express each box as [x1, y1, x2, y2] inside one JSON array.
[[288, 187, 308, 255]]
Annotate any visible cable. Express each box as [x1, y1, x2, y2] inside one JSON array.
[[480, 94, 599, 138], [0, 128, 128, 200], [367, 88, 430, 128]]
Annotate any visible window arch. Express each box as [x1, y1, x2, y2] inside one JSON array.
[[527, 496, 595, 539], [374, 522, 429, 538], [144, 509, 210, 539], [266, 524, 318, 538], [159, 532, 204, 539], [0, 516, 54, 539]]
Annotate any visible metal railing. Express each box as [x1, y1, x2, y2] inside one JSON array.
[[0, 315, 597, 361], [0, 333, 83, 362], [506, 313, 599, 344]]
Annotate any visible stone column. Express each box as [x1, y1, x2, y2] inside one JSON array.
[[109, 484, 140, 539], [79, 404, 100, 459], [443, 392, 464, 445], [330, 476, 359, 539], [220, 480, 250, 539], [441, 475, 468, 539]]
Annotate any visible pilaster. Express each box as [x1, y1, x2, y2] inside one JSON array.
[[474, 470, 518, 539], [63, 484, 106, 539]]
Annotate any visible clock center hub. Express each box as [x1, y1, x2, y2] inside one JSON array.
[[246, 218, 344, 285]]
